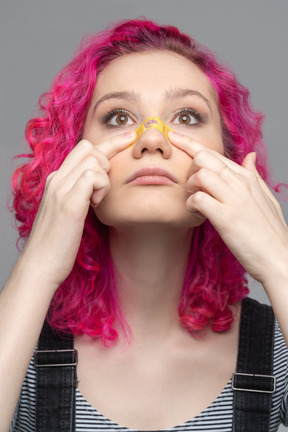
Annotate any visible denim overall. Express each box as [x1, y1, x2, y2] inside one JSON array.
[[34, 297, 275, 431]]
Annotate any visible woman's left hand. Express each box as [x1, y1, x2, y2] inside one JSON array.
[[169, 131, 288, 288]]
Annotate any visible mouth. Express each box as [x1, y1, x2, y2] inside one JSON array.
[[126, 167, 178, 185]]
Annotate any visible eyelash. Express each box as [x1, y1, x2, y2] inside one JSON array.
[[101, 107, 205, 127], [101, 108, 133, 127], [174, 108, 204, 125]]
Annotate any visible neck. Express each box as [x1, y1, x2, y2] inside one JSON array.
[[109, 225, 193, 342]]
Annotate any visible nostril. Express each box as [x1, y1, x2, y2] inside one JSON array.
[[132, 128, 172, 159], [140, 146, 164, 154]]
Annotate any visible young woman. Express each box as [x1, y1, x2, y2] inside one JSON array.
[[1, 18, 287, 431]]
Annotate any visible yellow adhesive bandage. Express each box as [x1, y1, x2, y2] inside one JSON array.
[[132, 116, 173, 145]]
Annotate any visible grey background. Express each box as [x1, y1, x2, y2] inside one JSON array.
[[0, 1, 287, 427]]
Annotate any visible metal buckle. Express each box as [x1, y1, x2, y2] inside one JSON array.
[[232, 372, 276, 394], [34, 349, 78, 368]]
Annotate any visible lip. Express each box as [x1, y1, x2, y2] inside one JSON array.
[[126, 167, 178, 185]]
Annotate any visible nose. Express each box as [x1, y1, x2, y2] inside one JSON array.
[[132, 127, 172, 159]]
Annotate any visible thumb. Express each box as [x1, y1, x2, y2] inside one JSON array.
[[242, 152, 257, 171]]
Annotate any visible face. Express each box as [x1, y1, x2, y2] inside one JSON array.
[[83, 50, 223, 228]]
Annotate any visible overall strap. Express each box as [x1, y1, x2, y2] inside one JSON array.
[[35, 321, 78, 432], [232, 297, 276, 432]]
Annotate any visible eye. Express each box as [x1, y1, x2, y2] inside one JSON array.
[[110, 113, 133, 126], [173, 108, 203, 126], [177, 113, 196, 125], [102, 109, 134, 127]]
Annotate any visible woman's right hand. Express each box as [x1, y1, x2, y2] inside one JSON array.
[[21, 131, 136, 290]]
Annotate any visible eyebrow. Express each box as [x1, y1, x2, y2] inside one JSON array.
[[164, 88, 212, 112], [93, 88, 212, 113], [93, 90, 141, 112]]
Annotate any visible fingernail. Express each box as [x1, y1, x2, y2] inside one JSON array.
[[168, 130, 182, 137], [124, 131, 136, 138]]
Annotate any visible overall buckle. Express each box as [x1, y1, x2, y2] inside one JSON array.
[[34, 349, 78, 367], [232, 372, 276, 394]]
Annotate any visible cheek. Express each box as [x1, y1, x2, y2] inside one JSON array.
[[211, 118, 224, 155], [82, 122, 101, 144], [82, 110, 108, 144], [200, 123, 224, 155], [92, 152, 199, 227], [192, 109, 224, 155], [206, 135, 224, 155], [108, 151, 130, 183]]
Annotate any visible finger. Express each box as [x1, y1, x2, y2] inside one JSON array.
[[57, 139, 109, 177], [168, 131, 206, 159], [190, 149, 279, 213], [242, 153, 282, 206], [190, 150, 228, 177], [247, 155, 287, 225], [56, 155, 109, 195], [58, 131, 136, 177], [186, 190, 222, 223], [89, 171, 110, 208], [95, 130, 136, 159], [169, 131, 244, 174], [67, 169, 110, 211], [187, 167, 231, 202], [242, 152, 273, 197]]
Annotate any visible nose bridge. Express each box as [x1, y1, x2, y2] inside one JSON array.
[[132, 126, 172, 159]]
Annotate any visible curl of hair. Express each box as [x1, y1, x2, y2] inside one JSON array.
[[12, 18, 281, 344]]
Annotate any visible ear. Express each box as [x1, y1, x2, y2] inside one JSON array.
[[242, 152, 257, 172]]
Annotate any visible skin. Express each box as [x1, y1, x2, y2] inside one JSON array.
[[77, 51, 288, 428], [0, 50, 288, 430], [83, 50, 223, 228]]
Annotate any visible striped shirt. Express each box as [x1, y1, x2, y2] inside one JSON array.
[[10, 321, 288, 432]]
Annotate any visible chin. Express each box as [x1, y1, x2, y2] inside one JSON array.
[[94, 206, 205, 229], [94, 189, 206, 228]]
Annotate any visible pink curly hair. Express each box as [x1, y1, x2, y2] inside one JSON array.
[[11, 18, 276, 344]]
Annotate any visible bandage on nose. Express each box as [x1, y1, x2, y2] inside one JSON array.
[[133, 116, 173, 144]]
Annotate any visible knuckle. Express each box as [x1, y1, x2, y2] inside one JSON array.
[[44, 172, 58, 194], [104, 159, 111, 172], [78, 139, 94, 152], [93, 150, 110, 170], [187, 191, 206, 213], [194, 150, 208, 166], [97, 171, 110, 186], [85, 155, 100, 170], [188, 191, 205, 208], [193, 190, 205, 203], [195, 168, 209, 184], [46, 172, 56, 183], [82, 169, 109, 188], [82, 168, 96, 179]]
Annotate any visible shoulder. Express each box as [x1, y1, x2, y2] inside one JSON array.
[[272, 320, 288, 426], [240, 298, 288, 426], [10, 353, 37, 431]]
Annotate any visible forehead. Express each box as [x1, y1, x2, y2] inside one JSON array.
[[93, 50, 217, 105]]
